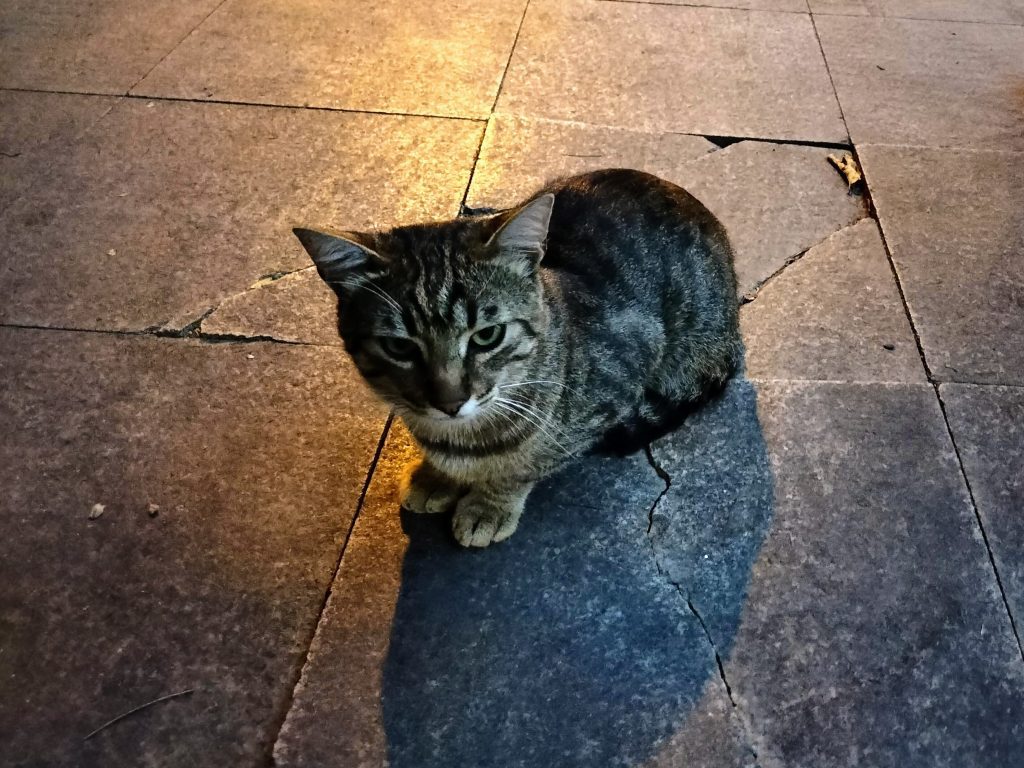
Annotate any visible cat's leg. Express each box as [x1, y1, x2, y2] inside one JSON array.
[[400, 459, 464, 514], [451, 481, 534, 548]]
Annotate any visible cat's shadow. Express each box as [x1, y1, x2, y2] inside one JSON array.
[[381, 379, 773, 767]]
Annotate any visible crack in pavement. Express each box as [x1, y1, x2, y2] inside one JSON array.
[[642, 441, 763, 766]]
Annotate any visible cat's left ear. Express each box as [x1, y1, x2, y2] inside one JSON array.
[[485, 194, 554, 275], [293, 227, 383, 284]]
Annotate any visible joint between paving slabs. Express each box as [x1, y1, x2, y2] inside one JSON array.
[[263, 414, 395, 767], [857, 157, 1024, 665], [933, 384, 1024, 663], [642, 444, 761, 761]]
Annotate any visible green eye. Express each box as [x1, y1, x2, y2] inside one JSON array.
[[378, 336, 418, 360], [469, 324, 506, 351]]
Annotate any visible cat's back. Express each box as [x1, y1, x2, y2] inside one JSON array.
[[535, 169, 735, 311], [537, 169, 732, 287]]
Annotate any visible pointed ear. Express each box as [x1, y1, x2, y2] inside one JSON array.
[[485, 194, 554, 274], [293, 227, 381, 283]]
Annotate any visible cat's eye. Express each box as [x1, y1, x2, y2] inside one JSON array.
[[469, 324, 506, 352], [378, 336, 418, 361]]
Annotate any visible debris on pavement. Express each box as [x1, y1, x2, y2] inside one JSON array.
[[88, 503, 105, 520], [828, 153, 863, 192]]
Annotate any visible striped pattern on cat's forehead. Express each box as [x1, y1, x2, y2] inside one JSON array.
[[372, 220, 516, 336]]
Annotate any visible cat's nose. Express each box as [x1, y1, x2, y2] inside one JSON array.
[[434, 398, 468, 417]]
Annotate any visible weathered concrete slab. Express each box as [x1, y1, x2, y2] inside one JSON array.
[[466, 115, 716, 209], [498, 0, 847, 142], [0, 328, 388, 767], [0, 99, 480, 332], [0, 91, 116, 213], [741, 219, 925, 382], [859, 145, 1024, 384], [0, 0, 223, 92], [273, 425, 755, 768], [816, 14, 1024, 150], [654, 0, 807, 9], [201, 268, 339, 345], [672, 141, 867, 296], [653, 380, 1024, 766], [135, 0, 527, 117], [941, 384, 1024, 636], [809, 0, 1024, 23]]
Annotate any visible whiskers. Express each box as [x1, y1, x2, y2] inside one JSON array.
[[336, 275, 402, 315], [492, 394, 576, 458]]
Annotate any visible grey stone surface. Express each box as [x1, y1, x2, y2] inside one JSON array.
[[700, 381, 1024, 766], [0, 328, 388, 768], [201, 268, 340, 346], [816, 14, 1024, 150], [135, 0, 527, 117], [498, 0, 847, 142], [941, 384, 1024, 636], [740, 219, 925, 382], [0, 90, 116, 213], [0, 99, 480, 332], [613, 0, 808, 10], [466, 115, 717, 209], [672, 141, 867, 295], [0, 0, 224, 92], [809, 0, 1024, 23], [274, 424, 755, 768], [859, 145, 1024, 384]]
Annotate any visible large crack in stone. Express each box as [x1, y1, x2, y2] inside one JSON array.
[[642, 377, 777, 764]]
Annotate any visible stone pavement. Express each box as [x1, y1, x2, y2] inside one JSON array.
[[1, 1, 1022, 766]]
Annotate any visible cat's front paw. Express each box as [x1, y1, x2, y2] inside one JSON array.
[[400, 461, 462, 514], [452, 497, 521, 548]]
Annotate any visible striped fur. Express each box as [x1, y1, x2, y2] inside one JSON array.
[[295, 169, 741, 546]]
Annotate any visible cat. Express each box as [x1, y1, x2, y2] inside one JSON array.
[[294, 169, 741, 547]]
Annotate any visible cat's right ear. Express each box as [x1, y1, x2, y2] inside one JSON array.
[[293, 228, 382, 283]]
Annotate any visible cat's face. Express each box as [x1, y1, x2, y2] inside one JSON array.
[[295, 196, 554, 434]]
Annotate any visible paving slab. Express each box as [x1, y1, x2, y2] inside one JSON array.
[[809, 0, 1024, 24], [941, 383, 1024, 635], [202, 267, 340, 345], [135, 0, 527, 117], [611, 0, 809, 11], [0, 99, 480, 332], [0, 328, 388, 767], [0, 0, 224, 93], [0, 90, 117, 213], [497, 0, 847, 142], [740, 219, 925, 382], [673, 141, 867, 295], [466, 115, 717, 209], [653, 380, 1024, 766], [273, 424, 756, 768], [859, 145, 1024, 384], [815, 14, 1024, 150]]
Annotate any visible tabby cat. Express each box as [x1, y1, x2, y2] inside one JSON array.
[[294, 169, 740, 547]]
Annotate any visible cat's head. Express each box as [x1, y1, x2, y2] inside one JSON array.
[[294, 195, 554, 433]]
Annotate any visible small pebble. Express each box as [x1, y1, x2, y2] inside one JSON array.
[[147, 503, 160, 518], [106, 249, 116, 257], [246, 353, 255, 360], [88, 503, 105, 520], [882, 342, 895, 351]]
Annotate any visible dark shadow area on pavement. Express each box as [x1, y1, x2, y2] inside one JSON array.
[[381, 377, 773, 767]]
